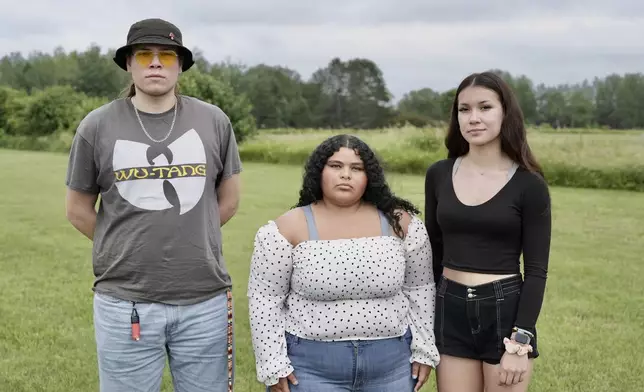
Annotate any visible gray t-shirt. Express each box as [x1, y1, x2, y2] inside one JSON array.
[[65, 95, 242, 305]]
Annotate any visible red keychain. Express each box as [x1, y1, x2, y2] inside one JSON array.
[[131, 303, 140, 341]]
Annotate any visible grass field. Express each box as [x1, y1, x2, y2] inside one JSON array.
[[238, 127, 644, 192], [3, 126, 643, 191], [244, 126, 644, 170], [1, 148, 643, 391]]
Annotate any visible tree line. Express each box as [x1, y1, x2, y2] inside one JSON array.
[[1, 44, 643, 137]]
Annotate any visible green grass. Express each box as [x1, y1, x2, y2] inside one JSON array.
[[3, 126, 644, 191], [0, 148, 642, 391], [238, 127, 644, 192], [245, 126, 644, 170]]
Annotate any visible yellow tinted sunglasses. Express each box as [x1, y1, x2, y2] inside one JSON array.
[[133, 50, 178, 67]]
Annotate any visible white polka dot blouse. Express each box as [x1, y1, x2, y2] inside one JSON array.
[[247, 213, 440, 386]]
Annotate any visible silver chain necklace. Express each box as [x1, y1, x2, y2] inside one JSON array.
[[132, 98, 178, 143]]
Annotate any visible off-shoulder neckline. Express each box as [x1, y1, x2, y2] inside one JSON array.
[[261, 215, 424, 250]]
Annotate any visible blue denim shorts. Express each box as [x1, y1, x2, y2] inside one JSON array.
[[93, 289, 234, 392], [269, 328, 417, 392]]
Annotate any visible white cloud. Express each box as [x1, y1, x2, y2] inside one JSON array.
[[1, 0, 643, 100]]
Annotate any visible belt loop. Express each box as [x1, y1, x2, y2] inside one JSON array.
[[438, 276, 448, 296], [493, 280, 504, 301]]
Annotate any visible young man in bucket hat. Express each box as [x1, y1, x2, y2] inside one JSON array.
[[65, 18, 241, 392]]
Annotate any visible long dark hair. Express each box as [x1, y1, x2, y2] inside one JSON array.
[[445, 71, 544, 177], [295, 134, 420, 238]]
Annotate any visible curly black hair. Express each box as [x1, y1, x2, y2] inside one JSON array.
[[294, 134, 420, 239]]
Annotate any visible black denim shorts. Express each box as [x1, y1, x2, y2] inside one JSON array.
[[434, 274, 539, 364]]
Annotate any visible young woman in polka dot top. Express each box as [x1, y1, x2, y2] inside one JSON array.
[[248, 134, 440, 392]]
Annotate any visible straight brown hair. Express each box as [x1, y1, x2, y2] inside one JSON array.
[[445, 71, 544, 177]]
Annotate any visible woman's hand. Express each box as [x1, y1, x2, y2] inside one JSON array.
[[269, 373, 299, 392], [412, 362, 432, 391], [498, 351, 529, 386]]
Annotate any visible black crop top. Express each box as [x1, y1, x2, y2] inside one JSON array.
[[424, 158, 552, 330]]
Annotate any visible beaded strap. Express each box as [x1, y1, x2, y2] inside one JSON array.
[[227, 289, 234, 391]]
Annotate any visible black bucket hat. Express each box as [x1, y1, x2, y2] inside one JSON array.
[[113, 18, 194, 72]]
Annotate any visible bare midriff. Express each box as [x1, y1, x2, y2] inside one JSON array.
[[442, 267, 518, 286]]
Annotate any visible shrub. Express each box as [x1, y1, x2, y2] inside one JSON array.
[[404, 128, 444, 153], [18, 86, 91, 137], [179, 70, 256, 143], [0, 132, 71, 153], [238, 138, 644, 192], [543, 164, 644, 192], [2, 122, 642, 192], [0, 87, 27, 135]]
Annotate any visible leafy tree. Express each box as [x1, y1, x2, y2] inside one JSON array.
[[179, 70, 256, 142]]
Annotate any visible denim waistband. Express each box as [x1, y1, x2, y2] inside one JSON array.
[[285, 326, 411, 347], [437, 274, 522, 301]]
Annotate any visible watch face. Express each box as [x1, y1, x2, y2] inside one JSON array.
[[514, 332, 530, 345]]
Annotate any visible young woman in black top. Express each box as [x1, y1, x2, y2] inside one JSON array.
[[425, 71, 552, 392]]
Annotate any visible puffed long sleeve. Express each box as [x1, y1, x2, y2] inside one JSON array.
[[402, 216, 441, 368], [247, 222, 295, 386]]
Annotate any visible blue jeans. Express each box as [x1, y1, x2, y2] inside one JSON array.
[[93, 290, 234, 392], [268, 328, 417, 391]]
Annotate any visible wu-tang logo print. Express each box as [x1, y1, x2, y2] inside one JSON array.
[[112, 129, 207, 215]]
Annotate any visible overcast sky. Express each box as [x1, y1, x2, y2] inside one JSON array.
[[1, 0, 643, 101]]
